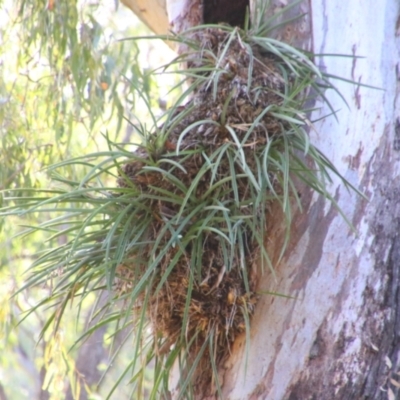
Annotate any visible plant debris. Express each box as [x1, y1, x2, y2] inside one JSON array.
[[114, 26, 304, 394]]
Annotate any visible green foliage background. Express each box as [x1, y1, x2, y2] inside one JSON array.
[[0, 1, 177, 398]]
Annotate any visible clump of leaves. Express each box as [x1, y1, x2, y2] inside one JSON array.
[[1, 12, 361, 400]]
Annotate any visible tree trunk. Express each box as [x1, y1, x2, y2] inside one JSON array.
[[220, 1, 400, 399], [121, 0, 400, 398]]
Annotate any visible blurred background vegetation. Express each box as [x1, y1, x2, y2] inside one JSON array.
[[0, 1, 178, 398]]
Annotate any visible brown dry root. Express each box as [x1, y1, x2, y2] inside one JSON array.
[[149, 237, 258, 344], [115, 27, 290, 395]]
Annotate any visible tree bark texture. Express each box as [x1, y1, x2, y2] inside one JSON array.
[[220, 1, 400, 399]]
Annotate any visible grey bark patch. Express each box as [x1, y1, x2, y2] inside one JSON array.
[[393, 118, 400, 151], [309, 327, 326, 360], [290, 193, 338, 293]]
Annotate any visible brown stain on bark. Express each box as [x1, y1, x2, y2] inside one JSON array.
[[346, 143, 364, 171]]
